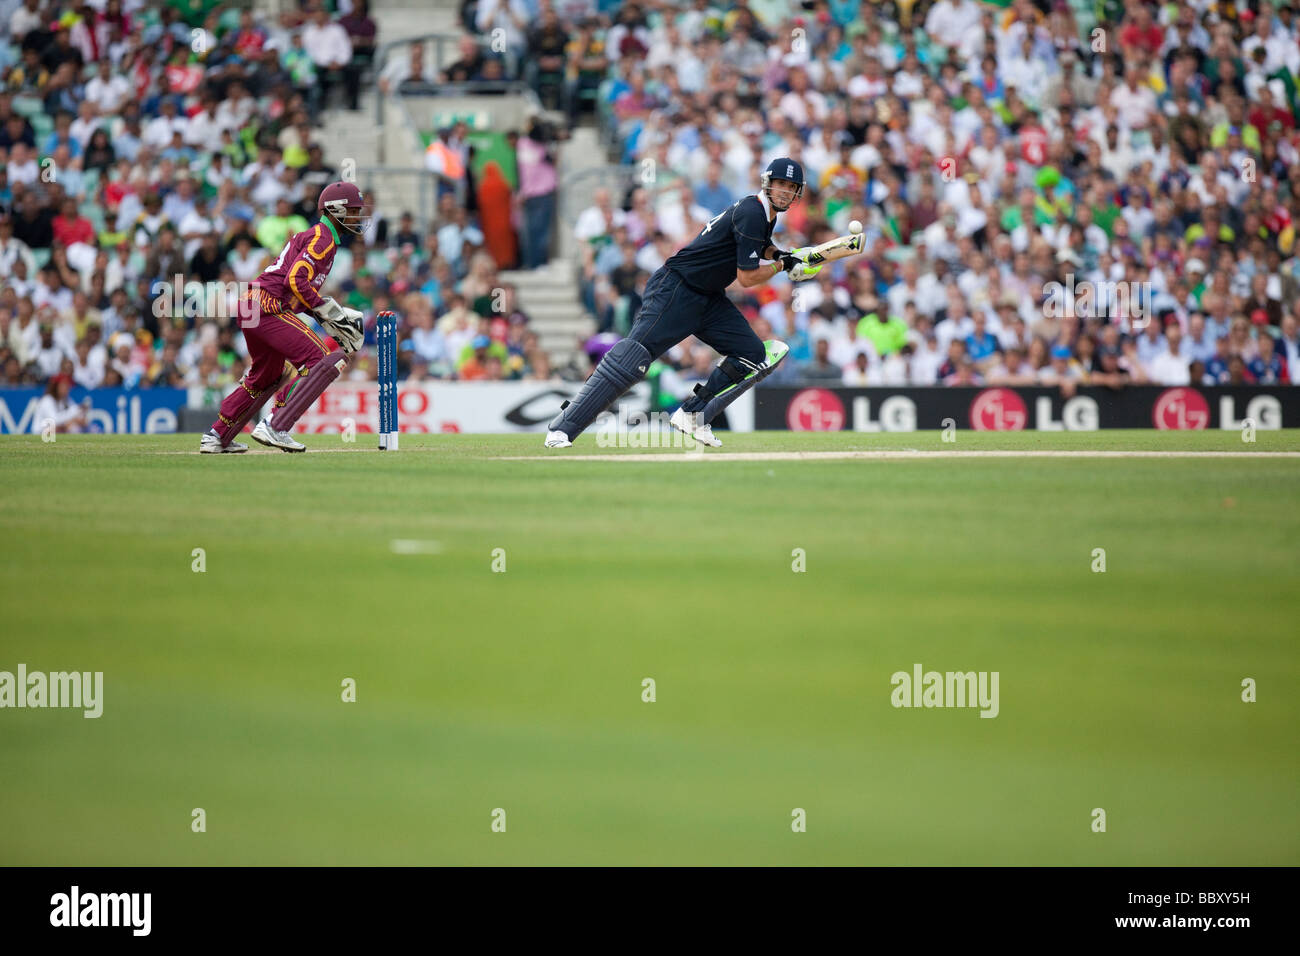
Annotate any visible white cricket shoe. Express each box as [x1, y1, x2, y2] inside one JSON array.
[[669, 408, 722, 447], [251, 418, 306, 452], [199, 429, 247, 453], [544, 429, 572, 448]]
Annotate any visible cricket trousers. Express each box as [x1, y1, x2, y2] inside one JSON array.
[[212, 289, 333, 444], [629, 267, 766, 366]]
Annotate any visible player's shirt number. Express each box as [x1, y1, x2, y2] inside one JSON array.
[[700, 209, 728, 235], [265, 241, 292, 275]]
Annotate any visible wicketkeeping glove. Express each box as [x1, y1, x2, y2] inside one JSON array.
[[314, 296, 364, 354]]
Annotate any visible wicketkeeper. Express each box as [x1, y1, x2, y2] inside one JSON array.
[[201, 181, 371, 453]]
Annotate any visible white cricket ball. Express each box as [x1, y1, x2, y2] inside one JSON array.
[[849, 220, 863, 235]]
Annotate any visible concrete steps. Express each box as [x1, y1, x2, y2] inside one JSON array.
[[555, 127, 608, 262], [500, 258, 594, 365], [310, 0, 603, 372], [315, 0, 464, 224], [319, 113, 381, 167]]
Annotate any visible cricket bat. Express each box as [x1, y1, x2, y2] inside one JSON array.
[[801, 232, 864, 265]]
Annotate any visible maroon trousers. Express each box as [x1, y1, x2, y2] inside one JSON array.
[[212, 292, 333, 444]]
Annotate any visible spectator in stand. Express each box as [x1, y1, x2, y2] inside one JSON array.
[[82, 128, 114, 176], [0, 214, 34, 274], [1146, 318, 1191, 385], [991, 346, 1044, 386], [254, 198, 307, 254], [475, 0, 530, 79], [378, 42, 436, 94], [802, 336, 845, 382], [562, 16, 608, 124], [442, 34, 485, 83], [7, 0, 1300, 405], [1249, 333, 1287, 384], [526, 6, 569, 112], [403, 295, 452, 378], [476, 160, 517, 270], [339, 0, 377, 111], [842, 350, 874, 386], [33, 373, 86, 434], [1277, 315, 1300, 376], [50, 197, 92, 248], [515, 117, 558, 270], [435, 203, 485, 280], [858, 304, 908, 358], [693, 161, 735, 218], [390, 211, 420, 250], [964, 312, 1002, 373], [944, 356, 982, 386], [84, 59, 130, 114], [233, 10, 267, 59], [302, 7, 352, 116], [11, 188, 52, 251]]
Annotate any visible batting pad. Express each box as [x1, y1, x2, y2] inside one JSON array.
[[699, 340, 789, 423], [275, 351, 347, 428], [548, 338, 652, 439]]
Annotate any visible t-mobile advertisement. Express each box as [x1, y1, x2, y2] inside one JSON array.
[[0, 387, 186, 434]]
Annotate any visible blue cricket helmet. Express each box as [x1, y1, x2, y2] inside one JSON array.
[[761, 158, 805, 211]]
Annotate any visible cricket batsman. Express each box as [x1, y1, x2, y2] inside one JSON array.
[[200, 181, 370, 453], [545, 158, 820, 448]]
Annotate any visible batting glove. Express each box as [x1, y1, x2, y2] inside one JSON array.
[[787, 262, 823, 282]]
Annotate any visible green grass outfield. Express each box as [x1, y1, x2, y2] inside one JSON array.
[[1, 429, 1297, 865]]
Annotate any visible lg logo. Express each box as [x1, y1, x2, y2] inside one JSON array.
[[786, 388, 845, 431], [1152, 388, 1209, 430], [969, 388, 1027, 431]]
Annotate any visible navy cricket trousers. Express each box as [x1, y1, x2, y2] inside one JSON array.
[[628, 267, 766, 366]]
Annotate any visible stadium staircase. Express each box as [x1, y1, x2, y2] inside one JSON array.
[[500, 124, 608, 371], [296, 0, 599, 371], [315, 1, 460, 214]]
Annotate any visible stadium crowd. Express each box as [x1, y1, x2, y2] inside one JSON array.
[[544, 0, 1300, 388], [3, 0, 1300, 432], [0, 0, 554, 431]]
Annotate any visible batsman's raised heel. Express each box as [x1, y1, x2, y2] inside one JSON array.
[[668, 408, 721, 447]]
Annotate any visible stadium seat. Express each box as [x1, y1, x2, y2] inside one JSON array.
[[11, 95, 43, 118], [81, 204, 106, 234]]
